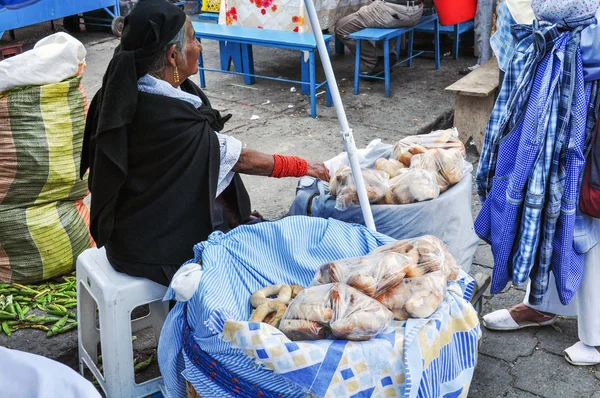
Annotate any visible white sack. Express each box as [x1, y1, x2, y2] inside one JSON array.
[[0, 32, 86, 93]]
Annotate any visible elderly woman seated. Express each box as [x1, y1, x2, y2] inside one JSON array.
[[82, 0, 330, 286]]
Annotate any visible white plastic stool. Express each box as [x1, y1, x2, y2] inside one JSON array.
[[77, 247, 169, 398]]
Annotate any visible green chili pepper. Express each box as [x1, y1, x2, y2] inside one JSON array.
[[0, 310, 16, 320], [47, 315, 69, 337], [2, 322, 11, 336], [47, 309, 68, 317], [14, 302, 23, 320], [56, 322, 77, 335], [63, 302, 77, 309], [7, 303, 15, 316], [26, 316, 59, 324], [47, 304, 65, 312], [134, 354, 153, 373], [13, 296, 31, 302], [33, 289, 49, 299], [12, 324, 48, 331]]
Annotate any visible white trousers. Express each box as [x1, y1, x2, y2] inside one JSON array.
[[524, 219, 600, 346]]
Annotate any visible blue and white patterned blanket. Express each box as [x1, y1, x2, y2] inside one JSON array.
[[158, 217, 480, 398]]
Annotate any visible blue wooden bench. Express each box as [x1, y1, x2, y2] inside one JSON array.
[[415, 19, 474, 59], [349, 13, 440, 97], [193, 22, 333, 118], [193, 12, 219, 22]]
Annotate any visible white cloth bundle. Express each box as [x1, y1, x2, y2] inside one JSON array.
[[0, 32, 86, 93]]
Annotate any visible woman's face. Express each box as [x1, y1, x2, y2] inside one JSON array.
[[177, 18, 202, 80]]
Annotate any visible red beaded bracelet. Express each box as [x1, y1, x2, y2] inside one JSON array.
[[271, 154, 309, 178]]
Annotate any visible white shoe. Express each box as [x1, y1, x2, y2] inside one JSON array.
[[481, 309, 557, 331], [564, 341, 600, 366]]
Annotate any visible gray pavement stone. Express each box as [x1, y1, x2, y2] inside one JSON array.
[[536, 318, 579, 356], [512, 349, 599, 398], [485, 286, 527, 314], [0, 327, 78, 369], [468, 354, 513, 398], [504, 389, 544, 398], [473, 243, 494, 269], [479, 327, 538, 363]]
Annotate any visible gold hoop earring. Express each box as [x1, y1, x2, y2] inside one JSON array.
[[173, 66, 180, 84]]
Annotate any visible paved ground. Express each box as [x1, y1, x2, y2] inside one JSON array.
[[2, 7, 599, 397]]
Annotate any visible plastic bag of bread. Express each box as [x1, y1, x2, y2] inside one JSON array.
[[410, 148, 472, 192], [390, 128, 465, 166], [328, 166, 389, 210], [375, 157, 406, 177], [373, 235, 459, 281], [381, 168, 440, 204], [375, 271, 447, 320], [280, 283, 392, 341], [312, 251, 417, 297]]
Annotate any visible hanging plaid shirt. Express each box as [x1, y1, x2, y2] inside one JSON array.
[[475, 25, 558, 293], [511, 34, 567, 287], [475, 23, 558, 206], [477, 20, 600, 304], [491, 2, 519, 72]]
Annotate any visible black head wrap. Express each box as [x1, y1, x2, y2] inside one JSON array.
[[80, 0, 187, 246]]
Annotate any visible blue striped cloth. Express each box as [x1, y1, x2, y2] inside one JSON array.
[[158, 216, 479, 398]]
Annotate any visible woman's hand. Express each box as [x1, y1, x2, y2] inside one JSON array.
[[307, 161, 330, 181]]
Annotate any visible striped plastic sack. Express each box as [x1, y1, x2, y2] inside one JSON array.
[[0, 74, 94, 283]]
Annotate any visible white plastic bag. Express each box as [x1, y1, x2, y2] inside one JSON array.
[[280, 283, 392, 341], [324, 139, 394, 175], [0, 33, 86, 93], [329, 166, 389, 210]]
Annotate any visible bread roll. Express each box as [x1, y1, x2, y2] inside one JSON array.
[[285, 304, 333, 323], [436, 148, 464, 185], [375, 271, 447, 320], [375, 158, 406, 177], [372, 235, 459, 280], [387, 169, 440, 204], [280, 319, 330, 340]]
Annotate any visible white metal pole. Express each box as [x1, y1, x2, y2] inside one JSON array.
[[303, 0, 376, 231]]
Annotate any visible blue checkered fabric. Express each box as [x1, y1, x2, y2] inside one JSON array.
[[547, 74, 600, 306], [511, 35, 568, 287], [491, 2, 519, 72], [475, 24, 561, 293], [475, 22, 600, 304], [475, 23, 557, 205]]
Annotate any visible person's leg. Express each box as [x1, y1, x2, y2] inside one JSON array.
[[335, 6, 377, 70], [461, 0, 495, 74], [383, 2, 423, 56], [575, 219, 600, 351], [336, 0, 416, 72], [474, 0, 494, 65], [482, 273, 577, 330]]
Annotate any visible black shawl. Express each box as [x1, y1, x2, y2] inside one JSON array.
[[105, 80, 250, 266], [81, 0, 251, 266]]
